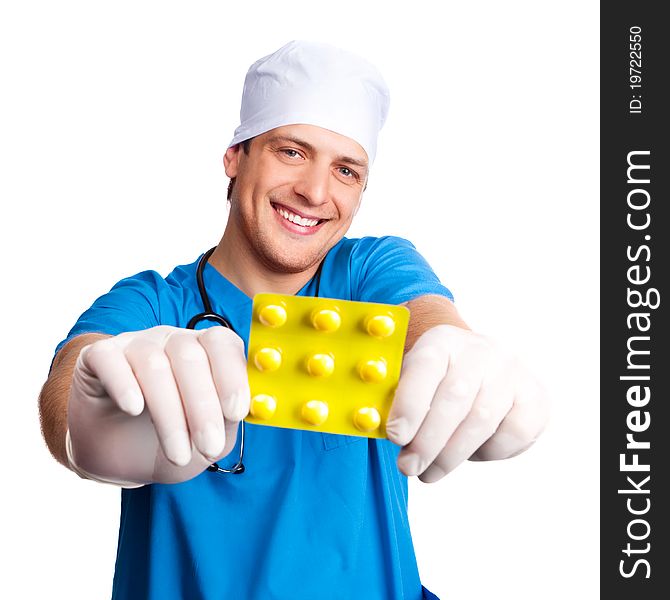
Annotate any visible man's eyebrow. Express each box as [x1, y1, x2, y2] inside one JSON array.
[[266, 134, 316, 153], [336, 155, 368, 169], [266, 134, 368, 171]]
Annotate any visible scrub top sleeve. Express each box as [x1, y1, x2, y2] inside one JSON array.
[[52, 270, 164, 365], [354, 236, 454, 306]]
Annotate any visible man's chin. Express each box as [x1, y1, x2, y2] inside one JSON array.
[[267, 260, 320, 276], [262, 252, 324, 276]]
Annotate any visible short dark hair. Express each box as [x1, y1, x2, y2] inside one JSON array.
[[226, 138, 253, 201]]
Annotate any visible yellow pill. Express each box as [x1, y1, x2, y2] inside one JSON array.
[[311, 308, 341, 332], [250, 394, 277, 420], [353, 407, 381, 432], [366, 314, 395, 338], [301, 400, 329, 426], [254, 347, 282, 372], [306, 353, 335, 377], [359, 358, 388, 383], [258, 304, 287, 327]]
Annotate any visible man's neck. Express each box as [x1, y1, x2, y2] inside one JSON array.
[[209, 234, 319, 299]]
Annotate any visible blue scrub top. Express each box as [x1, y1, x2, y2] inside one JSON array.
[[56, 236, 452, 600]]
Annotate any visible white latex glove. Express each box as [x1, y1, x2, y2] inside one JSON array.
[[67, 325, 250, 486], [385, 324, 549, 483]]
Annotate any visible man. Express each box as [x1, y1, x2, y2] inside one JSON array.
[[39, 41, 548, 599]]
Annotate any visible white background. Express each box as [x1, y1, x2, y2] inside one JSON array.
[[0, 2, 599, 598]]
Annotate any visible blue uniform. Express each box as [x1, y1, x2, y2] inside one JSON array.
[[56, 236, 452, 600]]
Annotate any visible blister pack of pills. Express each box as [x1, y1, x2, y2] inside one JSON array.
[[245, 293, 409, 438]]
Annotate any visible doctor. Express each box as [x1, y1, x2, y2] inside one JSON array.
[[39, 41, 549, 599]]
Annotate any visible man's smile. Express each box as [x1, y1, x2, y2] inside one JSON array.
[[270, 201, 329, 234]]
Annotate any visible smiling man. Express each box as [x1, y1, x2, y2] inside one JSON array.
[[39, 41, 548, 600], [212, 124, 369, 294]]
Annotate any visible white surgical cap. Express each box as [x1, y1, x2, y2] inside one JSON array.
[[228, 40, 390, 163]]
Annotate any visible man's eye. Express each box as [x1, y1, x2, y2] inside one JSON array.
[[281, 149, 300, 158], [338, 167, 355, 178]]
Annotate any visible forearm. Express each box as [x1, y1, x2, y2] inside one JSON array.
[[403, 294, 469, 352], [38, 333, 111, 466]]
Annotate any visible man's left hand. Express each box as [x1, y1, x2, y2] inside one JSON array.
[[385, 324, 550, 483]]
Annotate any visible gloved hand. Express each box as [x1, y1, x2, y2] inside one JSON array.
[[67, 325, 250, 486], [385, 324, 549, 483]]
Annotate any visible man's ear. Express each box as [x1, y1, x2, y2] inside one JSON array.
[[223, 144, 241, 178]]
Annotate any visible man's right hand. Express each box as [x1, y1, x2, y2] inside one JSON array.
[[67, 325, 251, 485]]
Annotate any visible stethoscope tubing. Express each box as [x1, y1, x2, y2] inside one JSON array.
[[187, 247, 244, 474], [187, 247, 324, 475]]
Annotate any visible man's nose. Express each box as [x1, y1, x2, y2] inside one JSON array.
[[293, 165, 330, 206]]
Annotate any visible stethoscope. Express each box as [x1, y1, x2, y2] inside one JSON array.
[[187, 247, 323, 475], [187, 247, 245, 474]]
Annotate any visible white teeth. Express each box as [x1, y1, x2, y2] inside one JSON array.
[[275, 206, 319, 227]]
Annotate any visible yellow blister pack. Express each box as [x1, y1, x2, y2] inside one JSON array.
[[245, 293, 409, 438]]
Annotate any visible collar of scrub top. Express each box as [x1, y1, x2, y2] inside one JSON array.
[[188, 247, 324, 475]]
